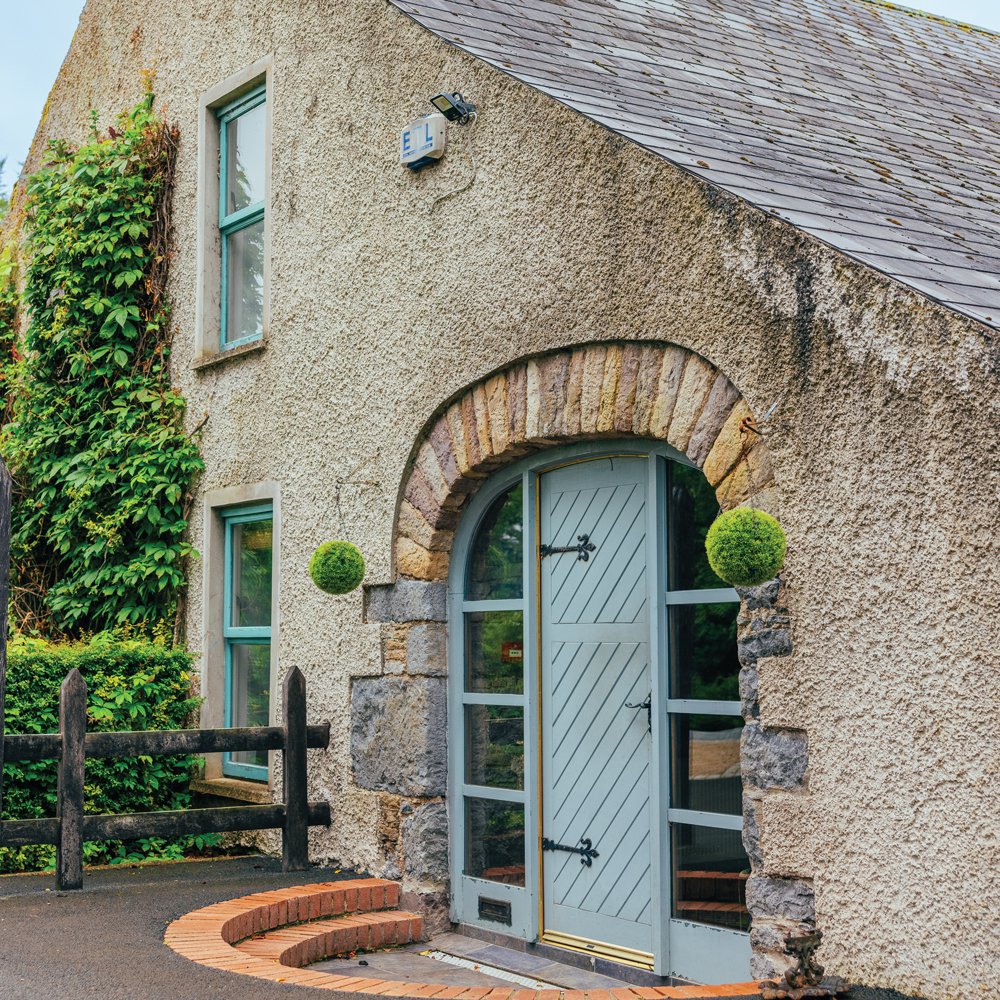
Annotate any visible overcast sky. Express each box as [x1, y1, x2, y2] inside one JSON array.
[[2, 0, 998, 193]]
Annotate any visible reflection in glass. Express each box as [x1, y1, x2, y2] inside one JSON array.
[[668, 462, 727, 590], [230, 518, 273, 627], [671, 714, 744, 815], [228, 643, 270, 768], [465, 611, 524, 694], [467, 483, 523, 600], [225, 101, 266, 214], [225, 219, 265, 343], [669, 603, 740, 700], [672, 823, 750, 931], [465, 706, 524, 790], [464, 798, 525, 886]]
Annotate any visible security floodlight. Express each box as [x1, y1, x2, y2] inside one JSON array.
[[429, 91, 477, 124]]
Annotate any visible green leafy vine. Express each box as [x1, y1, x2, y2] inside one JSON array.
[[0, 89, 203, 636]]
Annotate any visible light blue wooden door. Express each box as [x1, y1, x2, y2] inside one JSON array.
[[540, 456, 654, 959]]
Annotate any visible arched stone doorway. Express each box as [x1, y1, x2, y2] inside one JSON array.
[[356, 342, 811, 983]]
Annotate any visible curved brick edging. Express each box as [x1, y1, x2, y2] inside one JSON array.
[[394, 341, 775, 582], [164, 879, 762, 998]]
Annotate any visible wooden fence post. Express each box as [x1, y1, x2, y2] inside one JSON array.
[[0, 459, 12, 817], [57, 668, 86, 890], [282, 666, 308, 872]]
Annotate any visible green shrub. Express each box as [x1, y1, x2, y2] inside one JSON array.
[[705, 507, 786, 587], [0, 634, 218, 873], [309, 540, 365, 595]]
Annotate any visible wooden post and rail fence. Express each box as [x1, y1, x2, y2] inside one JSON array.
[[0, 459, 332, 889]]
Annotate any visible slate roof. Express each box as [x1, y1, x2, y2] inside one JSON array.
[[390, 0, 1000, 329]]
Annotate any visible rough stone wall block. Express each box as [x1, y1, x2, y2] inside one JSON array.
[[564, 349, 586, 436], [445, 404, 472, 477], [686, 372, 741, 466], [631, 344, 665, 436], [647, 345, 688, 439], [596, 343, 624, 432], [613, 342, 643, 432], [666, 354, 717, 452], [746, 875, 818, 980], [702, 399, 754, 487], [351, 676, 447, 796], [505, 363, 528, 444], [716, 438, 775, 509], [536, 352, 570, 437], [406, 623, 448, 676], [742, 722, 808, 790], [484, 373, 510, 455], [580, 344, 608, 434], [364, 580, 447, 623], [429, 420, 460, 488], [401, 800, 449, 884], [471, 384, 493, 462], [395, 536, 450, 582]]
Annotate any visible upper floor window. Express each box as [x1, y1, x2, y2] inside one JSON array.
[[218, 86, 266, 350]]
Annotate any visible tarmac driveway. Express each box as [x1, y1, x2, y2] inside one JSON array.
[[0, 855, 355, 1000]]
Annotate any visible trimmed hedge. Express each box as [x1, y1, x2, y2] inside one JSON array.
[[1, 634, 217, 873]]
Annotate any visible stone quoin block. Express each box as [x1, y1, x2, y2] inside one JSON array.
[[736, 578, 783, 610], [742, 795, 763, 869], [401, 801, 449, 884], [742, 722, 808, 790], [351, 677, 447, 795], [406, 623, 448, 676], [739, 661, 760, 719], [746, 875, 816, 924], [737, 620, 793, 665], [364, 580, 447, 623]]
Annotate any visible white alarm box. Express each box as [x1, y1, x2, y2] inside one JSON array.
[[400, 112, 448, 169]]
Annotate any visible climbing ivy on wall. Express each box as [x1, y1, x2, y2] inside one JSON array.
[[0, 89, 203, 636]]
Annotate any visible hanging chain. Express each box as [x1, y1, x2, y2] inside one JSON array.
[[332, 452, 382, 540]]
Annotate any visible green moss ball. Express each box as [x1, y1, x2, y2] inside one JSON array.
[[309, 541, 365, 595], [705, 508, 786, 587]]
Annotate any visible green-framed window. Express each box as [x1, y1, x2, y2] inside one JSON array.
[[218, 85, 266, 350], [221, 504, 274, 780]]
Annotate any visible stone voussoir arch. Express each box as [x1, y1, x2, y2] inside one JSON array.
[[395, 340, 775, 582]]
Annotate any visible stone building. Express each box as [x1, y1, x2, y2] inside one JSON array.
[[11, 0, 999, 997]]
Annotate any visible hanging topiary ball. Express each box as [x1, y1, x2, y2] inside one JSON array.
[[309, 540, 366, 595], [705, 507, 786, 587]]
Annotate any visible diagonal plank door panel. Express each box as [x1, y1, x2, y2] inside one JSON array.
[[540, 456, 653, 956]]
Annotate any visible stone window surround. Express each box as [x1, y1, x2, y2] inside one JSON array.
[[357, 341, 814, 977], [199, 481, 282, 793], [194, 55, 273, 369]]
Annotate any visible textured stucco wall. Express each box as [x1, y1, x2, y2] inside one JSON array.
[[12, 1, 1000, 997]]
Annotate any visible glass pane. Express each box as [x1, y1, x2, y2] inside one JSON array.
[[228, 643, 271, 769], [669, 603, 739, 700], [671, 714, 744, 815], [224, 219, 265, 344], [225, 101, 266, 215], [230, 517, 273, 627], [465, 611, 524, 694], [672, 823, 750, 931], [467, 482, 523, 600], [465, 706, 524, 790], [464, 798, 525, 886], [668, 462, 727, 590]]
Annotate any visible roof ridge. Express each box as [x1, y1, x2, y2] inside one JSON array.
[[856, 0, 1000, 40]]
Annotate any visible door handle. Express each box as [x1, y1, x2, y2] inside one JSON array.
[[625, 693, 651, 732]]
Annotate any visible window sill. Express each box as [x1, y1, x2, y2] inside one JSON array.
[[190, 776, 272, 804], [191, 338, 266, 371]]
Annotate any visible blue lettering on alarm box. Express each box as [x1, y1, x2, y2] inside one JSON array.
[[400, 114, 446, 169]]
